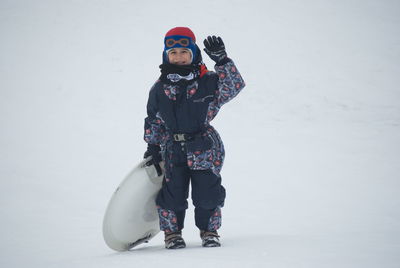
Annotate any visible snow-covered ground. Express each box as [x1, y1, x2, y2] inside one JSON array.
[[1, 0, 399, 267]]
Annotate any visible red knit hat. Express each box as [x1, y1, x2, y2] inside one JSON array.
[[165, 27, 196, 42]]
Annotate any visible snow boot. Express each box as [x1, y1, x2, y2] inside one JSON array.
[[164, 231, 186, 249], [200, 230, 221, 247]]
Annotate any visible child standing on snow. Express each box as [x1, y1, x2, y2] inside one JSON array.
[[143, 27, 245, 249]]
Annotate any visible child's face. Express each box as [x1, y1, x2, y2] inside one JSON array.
[[168, 48, 192, 65]]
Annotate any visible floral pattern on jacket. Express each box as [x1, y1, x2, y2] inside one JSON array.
[[144, 60, 245, 177]]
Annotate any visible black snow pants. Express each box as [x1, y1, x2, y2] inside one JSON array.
[[156, 142, 226, 232]]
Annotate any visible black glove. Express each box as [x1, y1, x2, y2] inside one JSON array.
[[203, 36, 229, 65], [144, 144, 163, 176]]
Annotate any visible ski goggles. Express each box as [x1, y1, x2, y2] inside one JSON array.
[[165, 38, 190, 48]]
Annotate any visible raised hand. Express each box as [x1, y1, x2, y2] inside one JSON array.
[[203, 36, 228, 64]]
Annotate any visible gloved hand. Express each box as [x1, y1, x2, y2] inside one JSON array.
[[203, 36, 229, 65], [144, 144, 163, 176]]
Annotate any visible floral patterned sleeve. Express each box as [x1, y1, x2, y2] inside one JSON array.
[[206, 60, 246, 122], [144, 83, 167, 145], [215, 60, 245, 106]]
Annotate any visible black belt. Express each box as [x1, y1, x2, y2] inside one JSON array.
[[172, 133, 197, 142]]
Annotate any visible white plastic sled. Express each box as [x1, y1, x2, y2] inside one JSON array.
[[103, 158, 164, 251]]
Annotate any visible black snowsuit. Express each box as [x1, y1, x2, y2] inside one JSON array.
[[144, 58, 245, 232]]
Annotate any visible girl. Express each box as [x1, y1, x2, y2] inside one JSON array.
[[144, 27, 245, 249]]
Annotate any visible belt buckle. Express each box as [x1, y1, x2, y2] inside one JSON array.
[[173, 134, 185, 142]]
